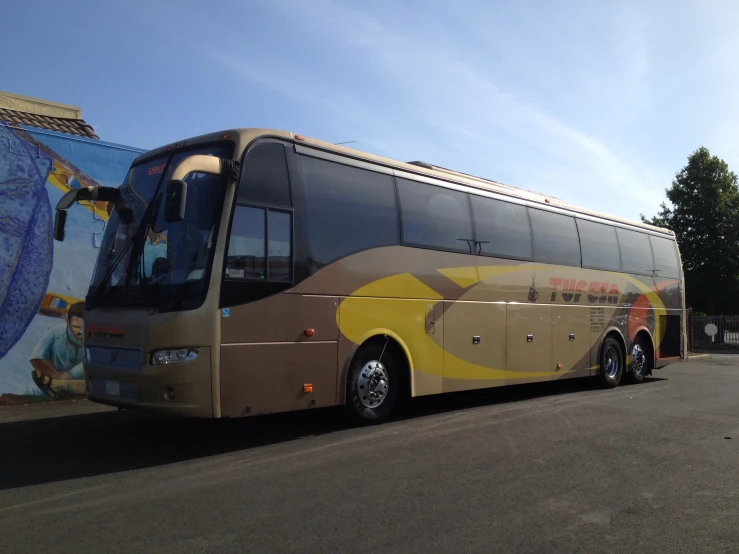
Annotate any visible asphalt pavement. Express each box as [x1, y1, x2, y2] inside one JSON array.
[[1, 357, 737, 553]]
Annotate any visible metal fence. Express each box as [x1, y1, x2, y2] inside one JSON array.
[[691, 314, 739, 350]]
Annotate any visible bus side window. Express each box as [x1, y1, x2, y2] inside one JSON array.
[[617, 228, 653, 275], [300, 155, 398, 267], [239, 143, 292, 207], [267, 210, 292, 282], [227, 206, 266, 280], [577, 218, 621, 271], [226, 205, 292, 282], [397, 178, 474, 254], [529, 208, 581, 268], [471, 195, 532, 260], [648, 235, 680, 279]]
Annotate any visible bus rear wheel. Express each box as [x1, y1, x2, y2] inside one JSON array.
[[597, 336, 623, 388], [345, 342, 399, 425], [627, 336, 649, 384]]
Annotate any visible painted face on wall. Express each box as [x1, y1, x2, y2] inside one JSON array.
[[68, 316, 84, 343]]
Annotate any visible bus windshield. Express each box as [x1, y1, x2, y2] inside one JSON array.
[[89, 142, 234, 311]]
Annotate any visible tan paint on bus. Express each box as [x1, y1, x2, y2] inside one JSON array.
[[217, 245, 677, 416]]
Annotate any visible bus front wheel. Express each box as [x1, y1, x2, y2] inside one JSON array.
[[597, 336, 623, 388], [345, 342, 399, 425]]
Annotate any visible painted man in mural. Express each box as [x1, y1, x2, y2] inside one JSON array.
[[29, 302, 85, 398]]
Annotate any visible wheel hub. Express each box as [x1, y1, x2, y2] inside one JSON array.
[[357, 361, 389, 408], [631, 343, 646, 376], [604, 346, 620, 378]]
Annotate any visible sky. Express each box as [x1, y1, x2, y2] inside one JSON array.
[[2, 0, 738, 223]]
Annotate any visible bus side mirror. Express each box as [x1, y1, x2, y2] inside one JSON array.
[[54, 210, 68, 242], [164, 180, 187, 222]]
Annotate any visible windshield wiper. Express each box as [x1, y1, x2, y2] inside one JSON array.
[[126, 193, 164, 303], [91, 231, 136, 306], [91, 191, 163, 307]]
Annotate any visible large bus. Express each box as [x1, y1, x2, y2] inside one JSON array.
[[53, 128, 686, 424]]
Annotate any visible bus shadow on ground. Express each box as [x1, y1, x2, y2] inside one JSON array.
[[0, 376, 665, 490]]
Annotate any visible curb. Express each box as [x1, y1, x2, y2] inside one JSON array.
[[685, 354, 711, 361]]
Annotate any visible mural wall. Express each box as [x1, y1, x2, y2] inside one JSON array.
[[0, 122, 143, 402]]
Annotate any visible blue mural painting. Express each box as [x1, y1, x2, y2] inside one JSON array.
[[0, 123, 143, 401]]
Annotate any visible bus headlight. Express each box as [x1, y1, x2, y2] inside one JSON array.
[[151, 348, 199, 365]]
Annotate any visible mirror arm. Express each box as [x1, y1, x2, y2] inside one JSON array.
[[55, 185, 121, 210], [170, 155, 223, 181], [93, 186, 121, 203], [169, 155, 239, 182]]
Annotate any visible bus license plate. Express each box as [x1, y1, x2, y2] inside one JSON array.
[[105, 379, 121, 396]]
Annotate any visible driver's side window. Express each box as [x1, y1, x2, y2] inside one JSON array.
[[226, 206, 292, 282], [222, 141, 294, 305], [227, 206, 265, 280]]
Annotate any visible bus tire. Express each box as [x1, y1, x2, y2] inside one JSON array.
[[627, 335, 648, 384], [597, 336, 623, 388], [345, 342, 398, 425]]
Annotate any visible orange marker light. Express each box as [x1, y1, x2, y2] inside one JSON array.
[[303, 384, 313, 393], [556, 363, 563, 370], [295, 135, 305, 141], [304, 328, 315, 337], [222, 134, 230, 139]]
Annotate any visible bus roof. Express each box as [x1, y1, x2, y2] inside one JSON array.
[[136, 128, 672, 237]]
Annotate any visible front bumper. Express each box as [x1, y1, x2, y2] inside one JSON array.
[[84, 346, 214, 418]]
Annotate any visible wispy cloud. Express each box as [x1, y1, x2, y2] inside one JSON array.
[[144, 0, 735, 220], [10, 0, 739, 226], [212, 1, 662, 218]]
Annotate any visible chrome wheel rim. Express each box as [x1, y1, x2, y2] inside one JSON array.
[[357, 361, 389, 408], [631, 343, 646, 377], [604, 346, 620, 379]]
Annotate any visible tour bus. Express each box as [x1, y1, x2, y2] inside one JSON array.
[[53, 128, 686, 424]]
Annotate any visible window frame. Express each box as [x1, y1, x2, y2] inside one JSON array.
[[298, 154, 401, 267], [528, 207, 582, 268], [576, 218, 622, 272], [396, 177, 476, 255], [648, 234, 681, 280], [615, 227, 656, 277], [221, 137, 296, 287], [224, 201, 294, 284], [470, 194, 534, 262], [236, 140, 293, 207]]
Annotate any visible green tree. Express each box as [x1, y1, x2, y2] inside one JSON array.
[[641, 147, 739, 314]]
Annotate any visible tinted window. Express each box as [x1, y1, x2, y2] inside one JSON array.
[[398, 178, 473, 253], [577, 219, 621, 271], [300, 156, 398, 267], [268, 211, 292, 282], [471, 196, 532, 260], [227, 206, 265, 280], [616, 228, 653, 274], [649, 235, 680, 279], [238, 143, 291, 206], [226, 206, 292, 281], [529, 209, 581, 267]]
